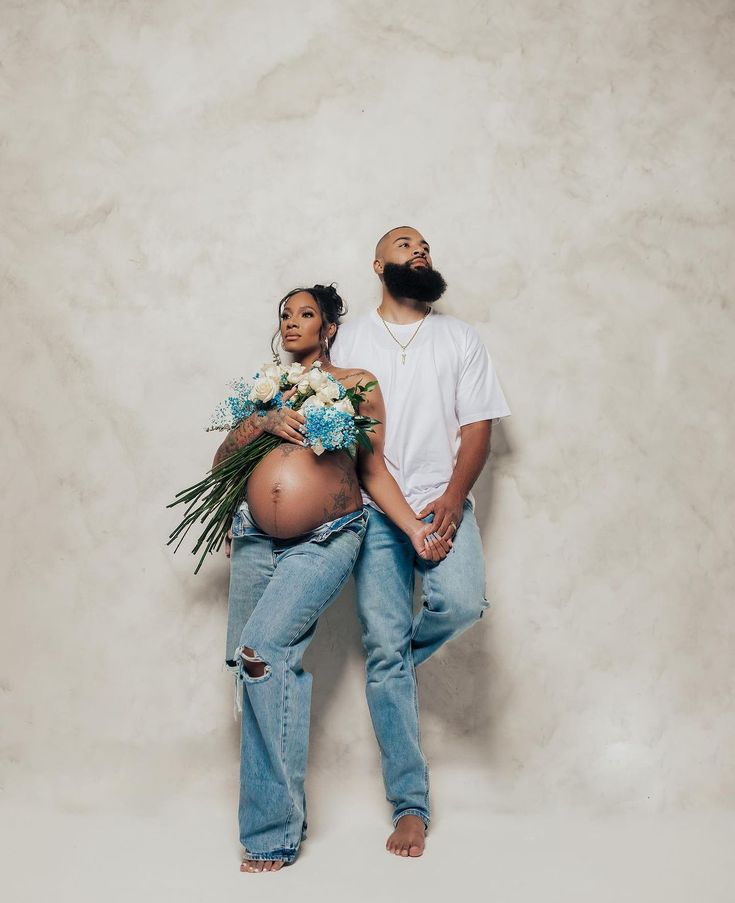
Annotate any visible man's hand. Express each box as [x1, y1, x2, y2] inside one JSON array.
[[224, 528, 233, 558], [416, 488, 465, 540], [261, 387, 305, 444]]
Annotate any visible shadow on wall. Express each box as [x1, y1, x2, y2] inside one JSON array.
[[419, 418, 515, 766]]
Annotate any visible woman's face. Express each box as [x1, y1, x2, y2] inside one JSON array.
[[280, 291, 331, 358]]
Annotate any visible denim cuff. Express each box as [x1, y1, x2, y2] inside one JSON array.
[[242, 847, 298, 864], [392, 808, 430, 830]]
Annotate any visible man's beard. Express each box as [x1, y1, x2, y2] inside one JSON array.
[[382, 261, 447, 304]]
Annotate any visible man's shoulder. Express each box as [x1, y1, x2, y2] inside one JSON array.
[[430, 310, 484, 349]]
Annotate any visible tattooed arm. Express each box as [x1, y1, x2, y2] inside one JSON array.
[[212, 387, 304, 469], [212, 414, 266, 469]]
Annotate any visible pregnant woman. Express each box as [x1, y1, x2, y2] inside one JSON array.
[[212, 284, 450, 872]]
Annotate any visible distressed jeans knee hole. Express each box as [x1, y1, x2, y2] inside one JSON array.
[[238, 645, 272, 681]]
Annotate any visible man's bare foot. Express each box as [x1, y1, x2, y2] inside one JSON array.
[[386, 814, 425, 857], [241, 859, 285, 873]]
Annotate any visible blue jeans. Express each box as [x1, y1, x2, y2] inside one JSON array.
[[225, 508, 367, 862], [352, 499, 488, 827]]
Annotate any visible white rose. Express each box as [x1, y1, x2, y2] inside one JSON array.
[[297, 376, 312, 395], [261, 363, 282, 382], [301, 394, 324, 409], [317, 380, 341, 404], [285, 363, 306, 384], [308, 368, 328, 391], [249, 376, 279, 403], [332, 396, 355, 415]]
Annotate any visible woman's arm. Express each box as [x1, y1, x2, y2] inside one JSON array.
[[211, 387, 304, 469], [356, 376, 451, 561]]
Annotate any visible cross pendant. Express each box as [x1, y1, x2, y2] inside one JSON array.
[[401, 352, 406, 364]]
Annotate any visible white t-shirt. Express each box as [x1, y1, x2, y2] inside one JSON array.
[[330, 309, 510, 513]]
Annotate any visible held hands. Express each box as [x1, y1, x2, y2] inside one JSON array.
[[411, 522, 453, 561], [261, 387, 305, 445], [416, 489, 464, 542]]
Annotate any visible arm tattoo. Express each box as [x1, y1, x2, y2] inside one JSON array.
[[213, 414, 265, 468]]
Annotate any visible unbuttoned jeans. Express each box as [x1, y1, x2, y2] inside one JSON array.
[[225, 508, 367, 863], [352, 499, 488, 827]]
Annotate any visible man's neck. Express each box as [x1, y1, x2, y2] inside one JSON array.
[[377, 292, 430, 325]]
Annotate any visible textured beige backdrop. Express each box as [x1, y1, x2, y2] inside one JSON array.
[[2, 0, 734, 867]]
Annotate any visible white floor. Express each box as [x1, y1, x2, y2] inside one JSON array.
[[4, 786, 732, 903]]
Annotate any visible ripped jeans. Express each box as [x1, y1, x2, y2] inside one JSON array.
[[225, 506, 367, 863]]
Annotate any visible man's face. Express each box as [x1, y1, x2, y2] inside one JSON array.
[[374, 228, 433, 274], [374, 227, 447, 304]]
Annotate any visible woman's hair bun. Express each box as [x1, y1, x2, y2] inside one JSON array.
[[312, 283, 345, 318]]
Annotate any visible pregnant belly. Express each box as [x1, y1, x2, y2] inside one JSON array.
[[246, 444, 362, 539]]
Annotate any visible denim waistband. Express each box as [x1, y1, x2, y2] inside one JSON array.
[[232, 502, 367, 544]]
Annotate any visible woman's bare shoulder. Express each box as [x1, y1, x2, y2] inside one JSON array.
[[328, 365, 377, 390]]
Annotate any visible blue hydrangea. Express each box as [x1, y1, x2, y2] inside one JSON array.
[[256, 392, 283, 416], [303, 405, 357, 452], [207, 377, 283, 431]]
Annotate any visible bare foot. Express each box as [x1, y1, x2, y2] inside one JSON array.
[[386, 814, 425, 857], [241, 859, 285, 873]]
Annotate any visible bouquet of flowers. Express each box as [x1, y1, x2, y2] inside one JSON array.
[[167, 360, 378, 573]]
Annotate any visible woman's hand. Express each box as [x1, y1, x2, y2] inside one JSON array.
[[261, 387, 305, 445], [411, 522, 452, 562]]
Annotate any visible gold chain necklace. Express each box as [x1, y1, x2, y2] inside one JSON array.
[[377, 306, 431, 364]]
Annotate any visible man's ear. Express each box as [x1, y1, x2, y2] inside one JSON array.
[[373, 258, 383, 275]]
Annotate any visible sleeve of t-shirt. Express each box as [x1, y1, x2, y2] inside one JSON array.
[[455, 327, 511, 426]]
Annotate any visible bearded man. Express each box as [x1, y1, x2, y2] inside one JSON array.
[[330, 226, 510, 858]]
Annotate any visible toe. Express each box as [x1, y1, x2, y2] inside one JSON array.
[[271, 861, 284, 871], [409, 844, 423, 857]]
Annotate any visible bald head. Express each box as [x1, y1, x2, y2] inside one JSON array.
[[375, 226, 423, 260]]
